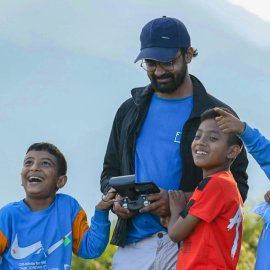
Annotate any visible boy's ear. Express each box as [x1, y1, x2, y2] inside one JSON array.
[[227, 145, 241, 160], [56, 175, 67, 189]]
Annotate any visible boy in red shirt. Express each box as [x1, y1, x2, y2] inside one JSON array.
[[162, 108, 244, 270]]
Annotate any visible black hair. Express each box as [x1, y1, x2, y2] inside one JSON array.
[[180, 47, 198, 58], [200, 108, 243, 147], [26, 142, 67, 176]]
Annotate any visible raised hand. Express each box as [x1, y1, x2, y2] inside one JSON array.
[[214, 107, 245, 134]]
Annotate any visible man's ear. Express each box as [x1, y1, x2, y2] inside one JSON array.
[[227, 145, 241, 160], [185, 47, 194, 63], [57, 175, 67, 189]]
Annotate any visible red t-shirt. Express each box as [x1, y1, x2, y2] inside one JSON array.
[[176, 171, 244, 270]]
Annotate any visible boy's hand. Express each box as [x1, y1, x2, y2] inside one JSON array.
[[96, 188, 116, 211], [264, 191, 270, 202], [160, 190, 187, 229], [214, 107, 245, 135], [112, 194, 135, 219], [168, 190, 186, 217], [184, 192, 193, 202]]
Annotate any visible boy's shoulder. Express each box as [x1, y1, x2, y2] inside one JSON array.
[[194, 171, 239, 198], [55, 193, 77, 203], [199, 171, 236, 187], [194, 171, 242, 202], [0, 201, 23, 219], [55, 193, 82, 211], [56, 193, 76, 202]]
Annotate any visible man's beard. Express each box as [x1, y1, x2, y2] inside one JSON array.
[[150, 62, 187, 94]]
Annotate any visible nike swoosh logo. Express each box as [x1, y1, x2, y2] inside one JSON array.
[[46, 231, 72, 256], [11, 231, 72, 259], [11, 234, 42, 259]]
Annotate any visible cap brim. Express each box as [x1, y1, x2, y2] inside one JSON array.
[[134, 47, 179, 63]]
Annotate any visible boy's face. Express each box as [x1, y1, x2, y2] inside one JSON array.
[[21, 150, 66, 201], [191, 118, 234, 177]]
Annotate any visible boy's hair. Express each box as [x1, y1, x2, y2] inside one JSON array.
[[200, 108, 243, 147], [26, 142, 67, 176]]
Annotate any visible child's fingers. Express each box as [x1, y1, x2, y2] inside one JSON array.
[[264, 191, 270, 202], [214, 107, 231, 117], [102, 189, 117, 202], [168, 190, 179, 200]]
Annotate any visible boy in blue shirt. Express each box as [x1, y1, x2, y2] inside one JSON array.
[[214, 107, 270, 270], [0, 142, 115, 270]]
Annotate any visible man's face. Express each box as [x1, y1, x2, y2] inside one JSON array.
[[146, 52, 187, 94]]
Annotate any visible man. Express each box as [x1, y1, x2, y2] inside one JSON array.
[[100, 16, 248, 270]]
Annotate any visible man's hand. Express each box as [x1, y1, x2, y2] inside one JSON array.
[[112, 194, 135, 219], [139, 189, 169, 217], [160, 216, 170, 228]]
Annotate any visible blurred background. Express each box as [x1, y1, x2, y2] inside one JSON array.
[[0, 0, 270, 217]]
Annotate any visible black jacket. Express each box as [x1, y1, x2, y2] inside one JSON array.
[[101, 75, 248, 246]]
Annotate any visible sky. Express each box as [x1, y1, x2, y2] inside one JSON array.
[[0, 0, 270, 218], [228, 0, 270, 21]]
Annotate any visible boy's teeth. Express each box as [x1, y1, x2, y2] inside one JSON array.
[[29, 177, 42, 182], [197, 150, 207, 155]]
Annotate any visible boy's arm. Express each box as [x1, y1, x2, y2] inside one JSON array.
[[215, 107, 270, 180], [0, 230, 8, 255], [168, 214, 200, 243], [166, 190, 200, 242], [72, 205, 111, 259], [240, 125, 270, 179], [0, 208, 9, 256], [73, 190, 116, 258]]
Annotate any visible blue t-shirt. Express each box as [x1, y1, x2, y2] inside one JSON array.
[[0, 194, 110, 269], [127, 94, 193, 243]]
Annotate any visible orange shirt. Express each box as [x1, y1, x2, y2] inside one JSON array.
[[177, 171, 244, 270]]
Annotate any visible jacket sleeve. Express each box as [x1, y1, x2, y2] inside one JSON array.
[[240, 123, 270, 180], [73, 208, 111, 259], [100, 107, 123, 194], [230, 143, 249, 202]]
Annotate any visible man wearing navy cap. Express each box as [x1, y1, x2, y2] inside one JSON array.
[[100, 16, 248, 270]]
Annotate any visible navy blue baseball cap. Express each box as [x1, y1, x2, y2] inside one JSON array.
[[134, 16, 191, 63]]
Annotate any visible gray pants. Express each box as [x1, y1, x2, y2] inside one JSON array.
[[112, 231, 178, 270]]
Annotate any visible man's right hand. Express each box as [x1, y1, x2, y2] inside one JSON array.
[[112, 194, 135, 219]]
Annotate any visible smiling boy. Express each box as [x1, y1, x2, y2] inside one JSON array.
[[0, 142, 115, 270], [164, 108, 244, 270]]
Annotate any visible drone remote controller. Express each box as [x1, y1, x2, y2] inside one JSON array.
[[109, 175, 160, 211]]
